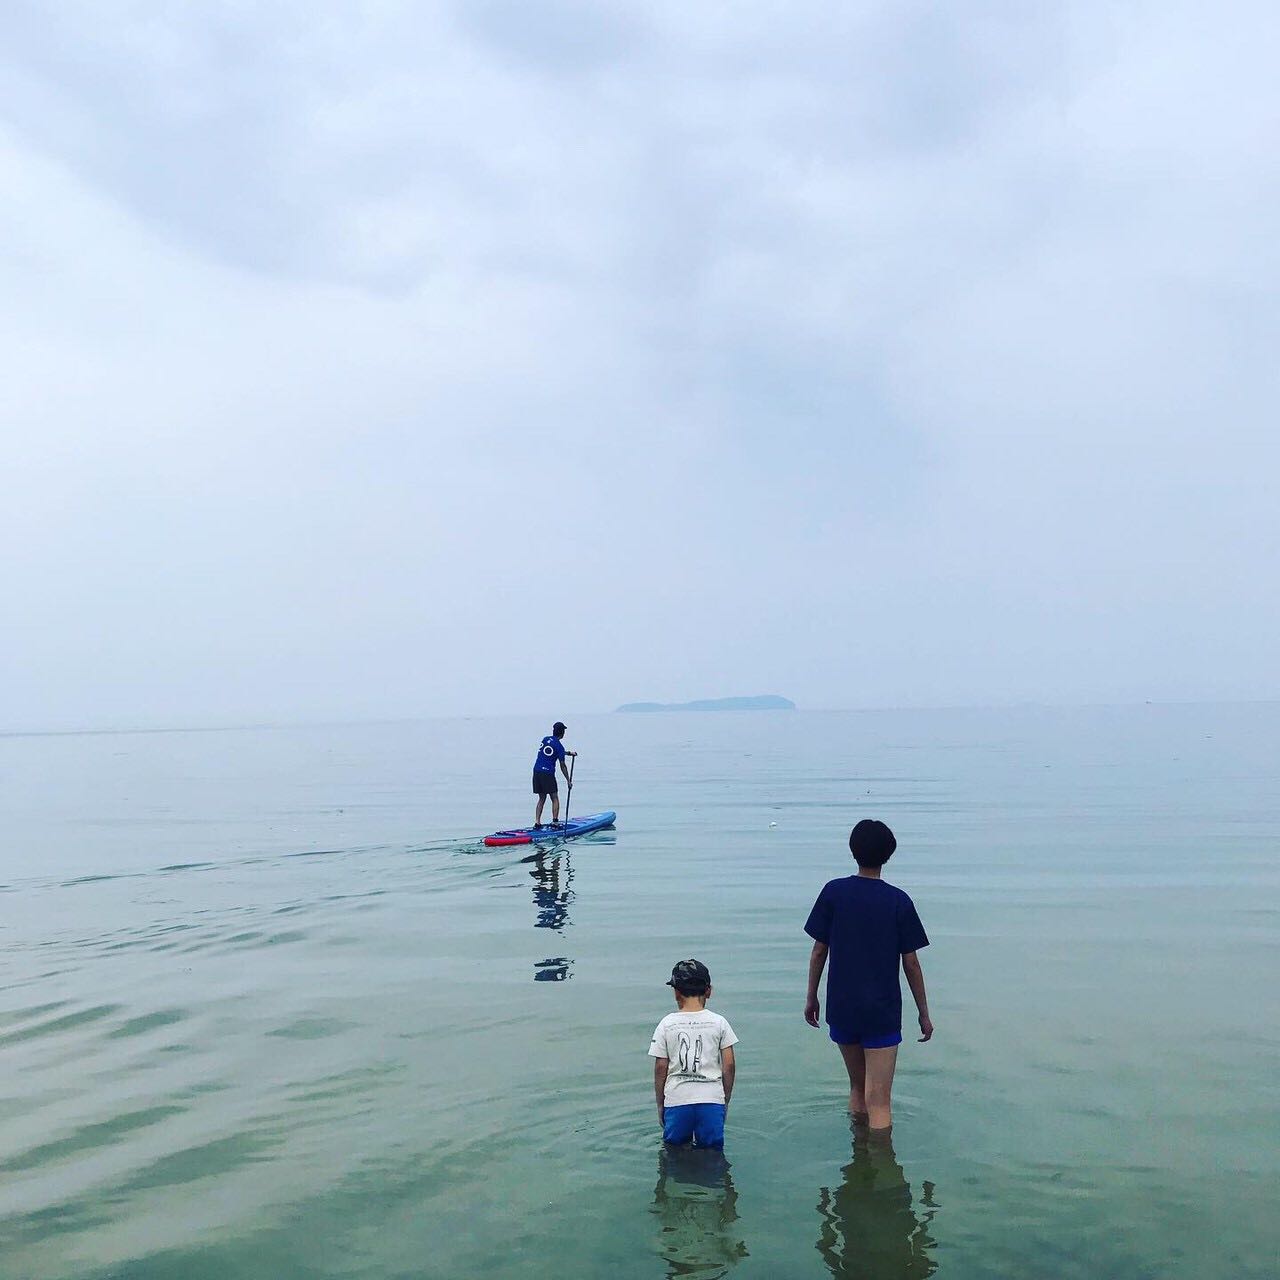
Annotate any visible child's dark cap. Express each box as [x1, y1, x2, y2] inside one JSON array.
[[666, 959, 711, 995]]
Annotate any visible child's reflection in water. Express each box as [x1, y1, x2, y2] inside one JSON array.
[[816, 1125, 939, 1279], [652, 1145, 748, 1279], [528, 847, 574, 981]]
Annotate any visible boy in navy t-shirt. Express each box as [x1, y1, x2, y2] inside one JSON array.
[[804, 819, 932, 1131]]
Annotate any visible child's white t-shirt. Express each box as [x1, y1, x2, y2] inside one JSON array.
[[648, 1010, 739, 1106]]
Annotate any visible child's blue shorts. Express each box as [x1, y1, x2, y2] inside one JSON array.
[[828, 1025, 902, 1049], [663, 1103, 726, 1148]]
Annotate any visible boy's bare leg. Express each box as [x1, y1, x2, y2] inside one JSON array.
[[535, 795, 546, 825], [836, 1043, 868, 1120], [551, 794, 561, 822], [863, 1045, 899, 1131]]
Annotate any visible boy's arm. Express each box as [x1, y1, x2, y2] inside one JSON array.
[[653, 1057, 668, 1123], [805, 940, 828, 1026], [720, 1045, 735, 1107], [902, 951, 933, 1041]]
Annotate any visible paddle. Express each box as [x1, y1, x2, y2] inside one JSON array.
[[563, 753, 575, 828]]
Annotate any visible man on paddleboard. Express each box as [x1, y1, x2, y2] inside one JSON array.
[[533, 721, 576, 828]]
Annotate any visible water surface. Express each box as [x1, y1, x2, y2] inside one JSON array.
[[2, 706, 1277, 1277]]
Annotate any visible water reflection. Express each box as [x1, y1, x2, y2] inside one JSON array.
[[533, 956, 572, 982], [527, 846, 574, 981], [652, 1145, 748, 1278], [815, 1126, 939, 1279]]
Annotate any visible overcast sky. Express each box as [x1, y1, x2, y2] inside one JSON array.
[[2, 1, 1277, 729]]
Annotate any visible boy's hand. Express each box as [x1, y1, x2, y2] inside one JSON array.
[[657, 1105, 665, 1127], [918, 1014, 934, 1042], [804, 994, 821, 1027]]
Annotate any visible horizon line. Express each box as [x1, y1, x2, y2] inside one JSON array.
[[3, 695, 1279, 741]]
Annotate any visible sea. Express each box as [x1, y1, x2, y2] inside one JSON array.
[[2, 705, 1277, 1279]]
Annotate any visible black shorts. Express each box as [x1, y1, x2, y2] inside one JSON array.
[[533, 770, 558, 797]]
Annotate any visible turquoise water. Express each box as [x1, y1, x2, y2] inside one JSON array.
[[2, 706, 1277, 1278]]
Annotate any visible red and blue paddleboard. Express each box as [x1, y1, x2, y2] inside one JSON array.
[[484, 811, 616, 847]]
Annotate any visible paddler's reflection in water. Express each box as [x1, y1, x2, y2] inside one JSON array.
[[528, 846, 574, 981], [816, 1124, 939, 1279], [652, 1145, 748, 1279]]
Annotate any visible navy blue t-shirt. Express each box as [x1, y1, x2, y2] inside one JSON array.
[[533, 735, 566, 774], [804, 876, 929, 1036]]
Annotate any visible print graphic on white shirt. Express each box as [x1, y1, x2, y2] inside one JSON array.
[[676, 1032, 705, 1077]]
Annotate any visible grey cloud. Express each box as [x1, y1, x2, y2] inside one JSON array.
[[456, 0, 646, 73], [1, 1, 1277, 728]]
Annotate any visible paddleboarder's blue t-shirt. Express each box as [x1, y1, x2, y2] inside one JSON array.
[[804, 877, 929, 1036], [533, 735, 566, 774]]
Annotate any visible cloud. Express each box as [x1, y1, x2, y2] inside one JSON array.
[[1, 1, 1276, 727]]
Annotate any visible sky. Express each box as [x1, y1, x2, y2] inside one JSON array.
[[2, 1, 1277, 729]]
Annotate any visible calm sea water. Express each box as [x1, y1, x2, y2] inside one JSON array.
[[2, 706, 1277, 1279]]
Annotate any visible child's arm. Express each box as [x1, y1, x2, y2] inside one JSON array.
[[721, 1045, 735, 1108], [804, 940, 829, 1026], [902, 951, 933, 1041], [653, 1057, 668, 1124]]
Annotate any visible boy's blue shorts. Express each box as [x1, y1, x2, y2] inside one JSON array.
[[663, 1103, 726, 1148], [828, 1025, 902, 1049]]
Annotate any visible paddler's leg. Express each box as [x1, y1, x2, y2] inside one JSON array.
[[534, 772, 548, 827], [551, 789, 561, 823]]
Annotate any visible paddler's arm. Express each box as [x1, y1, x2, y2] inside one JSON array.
[[559, 749, 577, 781], [804, 940, 828, 1027], [653, 1057, 668, 1125]]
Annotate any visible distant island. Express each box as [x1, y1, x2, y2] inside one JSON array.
[[616, 695, 796, 713]]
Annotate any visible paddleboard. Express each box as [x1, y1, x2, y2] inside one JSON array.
[[484, 811, 616, 847]]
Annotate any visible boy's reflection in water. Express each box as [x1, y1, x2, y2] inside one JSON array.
[[652, 1145, 748, 1279], [816, 1125, 939, 1279], [528, 846, 574, 981]]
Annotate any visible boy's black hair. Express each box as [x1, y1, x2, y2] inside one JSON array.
[[552, 721, 567, 737], [849, 819, 897, 867]]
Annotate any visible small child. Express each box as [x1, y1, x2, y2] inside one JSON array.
[[804, 819, 932, 1132], [649, 959, 739, 1149]]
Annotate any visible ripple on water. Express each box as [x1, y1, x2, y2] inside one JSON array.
[[0, 1104, 188, 1174], [105, 1009, 187, 1040], [114, 1130, 282, 1195], [287, 1062, 402, 1107], [167, 925, 309, 955], [0, 999, 72, 1029], [0, 1003, 123, 1048], [267, 1017, 354, 1041], [103, 923, 196, 953]]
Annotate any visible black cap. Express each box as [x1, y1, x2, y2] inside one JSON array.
[[666, 959, 711, 995], [552, 721, 567, 736]]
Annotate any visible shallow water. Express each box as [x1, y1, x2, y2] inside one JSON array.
[[2, 706, 1277, 1278]]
